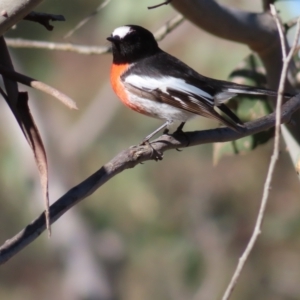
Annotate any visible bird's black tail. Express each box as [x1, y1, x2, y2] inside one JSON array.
[[214, 81, 294, 106], [214, 86, 295, 133], [223, 83, 294, 98], [217, 103, 246, 133]]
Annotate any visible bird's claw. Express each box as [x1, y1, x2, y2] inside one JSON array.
[[139, 140, 163, 161], [173, 128, 190, 149]]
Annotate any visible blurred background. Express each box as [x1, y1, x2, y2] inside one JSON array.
[[1, 0, 300, 299]]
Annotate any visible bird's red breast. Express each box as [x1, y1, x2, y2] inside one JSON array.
[[110, 63, 129, 103], [110, 63, 148, 115]]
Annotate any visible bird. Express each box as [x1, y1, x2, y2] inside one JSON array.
[[107, 25, 291, 144]]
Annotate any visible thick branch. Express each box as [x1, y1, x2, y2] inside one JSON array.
[[170, 0, 288, 92], [171, 0, 278, 52], [0, 0, 44, 35], [0, 93, 299, 264]]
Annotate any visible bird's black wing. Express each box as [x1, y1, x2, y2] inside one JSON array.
[[123, 51, 245, 131]]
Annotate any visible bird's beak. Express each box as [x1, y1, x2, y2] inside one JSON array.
[[107, 36, 120, 43]]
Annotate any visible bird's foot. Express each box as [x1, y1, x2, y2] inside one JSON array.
[[173, 123, 190, 150], [139, 139, 163, 161]]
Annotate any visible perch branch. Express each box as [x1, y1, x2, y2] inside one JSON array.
[[0, 91, 300, 264]]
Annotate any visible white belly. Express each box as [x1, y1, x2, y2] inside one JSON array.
[[126, 92, 196, 122]]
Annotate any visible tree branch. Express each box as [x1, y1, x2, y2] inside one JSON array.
[[24, 11, 65, 31], [64, 0, 111, 38], [5, 14, 184, 53], [0, 92, 300, 264], [153, 14, 184, 41], [0, 37, 52, 235], [0, 64, 77, 109], [148, 0, 172, 10], [171, 0, 278, 51], [5, 38, 111, 54]]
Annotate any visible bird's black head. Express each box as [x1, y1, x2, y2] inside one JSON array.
[[107, 25, 159, 64]]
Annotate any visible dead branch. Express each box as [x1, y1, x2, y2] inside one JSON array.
[[284, 16, 300, 31], [24, 11, 65, 31], [0, 37, 51, 235], [0, 64, 77, 109], [153, 14, 184, 41], [148, 0, 172, 9], [64, 0, 111, 38], [0, 91, 299, 264], [5, 14, 184, 53], [5, 38, 111, 54]]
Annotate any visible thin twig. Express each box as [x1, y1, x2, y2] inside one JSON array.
[[64, 0, 111, 39], [5, 14, 184, 53], [154, 14, 184, 41], [148, 0, 172, 9], [221, 7, 300, 300], [0, 65, 77, 109], [24, 11, 65, 31], [284, 16, 300, 31], [0, 91, 300, 264], [275, 9, 288, 60], [5, 38, 111, 55]]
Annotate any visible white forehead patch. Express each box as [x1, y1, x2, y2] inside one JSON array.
[[112, 26, 133, 39]]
